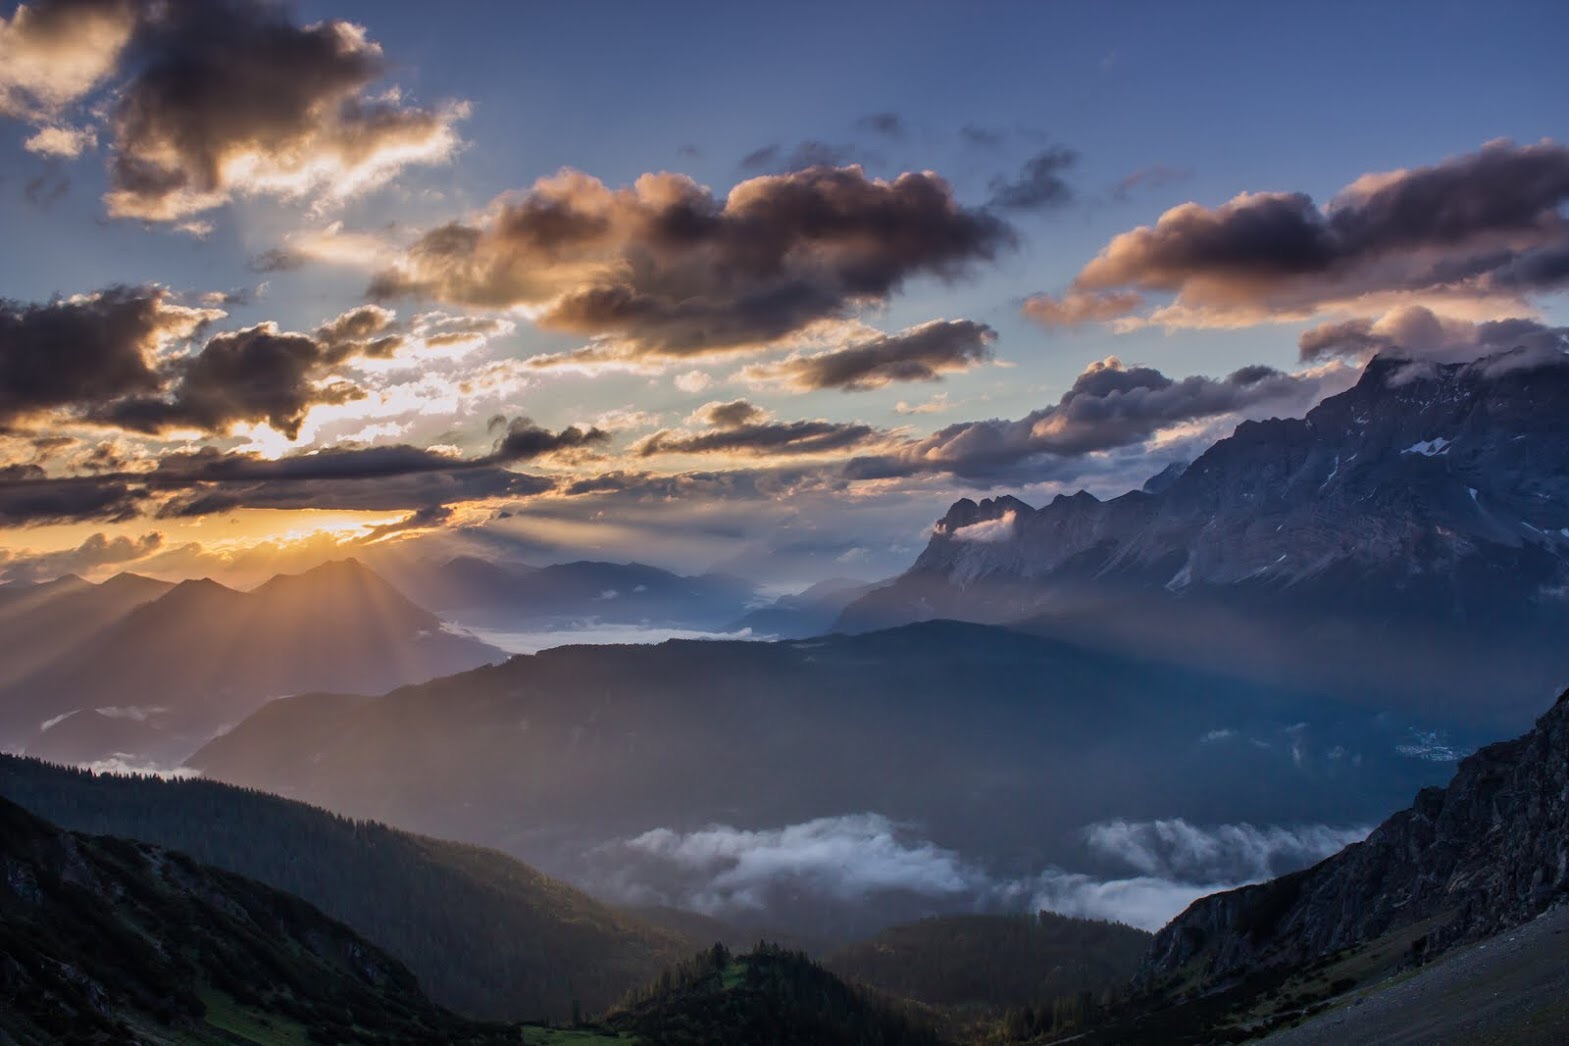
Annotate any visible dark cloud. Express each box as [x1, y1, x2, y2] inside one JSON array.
[[1111, 164, 1192, 202], [740, 319, 996, 391], [371, 165, 1014, 358], [0, 285, 207, 428], [959, 124, 1006, 149], [0, 464, 147, 524], [148, 443, 555, 517], [486, 415, 610, 461], [636, 402, 882, 459], [0, 433, 561, 524], [103, 323, 363, 438], [854, 112, 905, 138], [23, 171, 69, 208], [100, 305, 401, 440], [1299, 306, 1569, 364], [988, 145, 1078, 211], [846, 357, 1329, 480], [1029, 139, 1569, 329], [695, 400, 767, 429], [5, 0, 467, 221], [740, 141, 862, 173]]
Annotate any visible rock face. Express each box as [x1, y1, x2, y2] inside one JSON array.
[[842, 349, 1569, 631], [1140, 687, 1569, 986]]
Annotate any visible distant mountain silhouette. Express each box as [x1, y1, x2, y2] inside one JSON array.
[[0, 571, 172, 686], [727, 576, 881, 638], [0, 558, 501, 762], [382, 554, 758, 630]]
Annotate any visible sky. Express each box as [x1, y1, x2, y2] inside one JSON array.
[[1, 0, 1566, 588]]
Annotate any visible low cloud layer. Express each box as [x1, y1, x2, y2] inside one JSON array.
[[370, 165, 1013, 359], [1026, 139, 1569, 330], [585, 812, 1369, 931], [1299, 305, 1569, 364]]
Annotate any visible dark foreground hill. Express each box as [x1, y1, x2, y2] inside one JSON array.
[[0, 797, 513, 1046], [601, 943, 944, 1046], [1001, 687, 1569, 1044], [826, 912, 1150, 1018], [0, 754, 692, 1021], [1143, 687, 1569, 987]]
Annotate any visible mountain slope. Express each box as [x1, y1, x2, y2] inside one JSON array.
[[386, 554, 756, 629], [0, 571, 172, 687], [0, 754, 694, 1021], [1142, 686, 1569, 989], [0, 796, 512, 1045], [0, 558, 501, 761], [825, 912, 1150, 1016], [840, 350, 1569, 723]]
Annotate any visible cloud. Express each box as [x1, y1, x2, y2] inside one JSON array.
[[23, 122, 95, 157], [99, 304, 409, 439], [988, 145, 1077, 211], [0, 0, 467, 221], [674, 369, 714, 394], [0, 440, 556, 525], [1298, 305, 1569, 364], [584, 812, 1367, 930], [636, 400, 883, 459], [486, 414, 609, 461], [370, 165, 1014, 358], [0, 529, 162, 582], [740, 140, 863, 174], [846, 356, 1331, 481], [1029, 139, 1569, 329], [738, 319, 996, 392], [0, 285, 216, 428], [0, 0, 136, 120], [1023, 289, 1144, 329], [1111, 164, 1192, 202], [949, 510, 1017, 543], [854, 112, 905, 139], [1082, 819, 1368, 883]]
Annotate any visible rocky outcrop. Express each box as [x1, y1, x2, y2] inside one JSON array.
[[1141, 687, 1569, 986], [841, 349, 1569, 632]]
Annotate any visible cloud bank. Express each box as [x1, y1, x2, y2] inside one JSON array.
[[586, 812, 1369, 931]]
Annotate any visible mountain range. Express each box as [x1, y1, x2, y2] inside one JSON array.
[[377, 553, 758, 630], [842, 349, 1569, 727], [0, 559, 502, 765], [187, 619, 1472, 943]]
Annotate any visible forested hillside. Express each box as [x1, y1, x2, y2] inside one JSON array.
[[0, 755, 692, 1021]]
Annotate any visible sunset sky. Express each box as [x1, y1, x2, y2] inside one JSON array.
[[2, 0, 1565, 587]]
